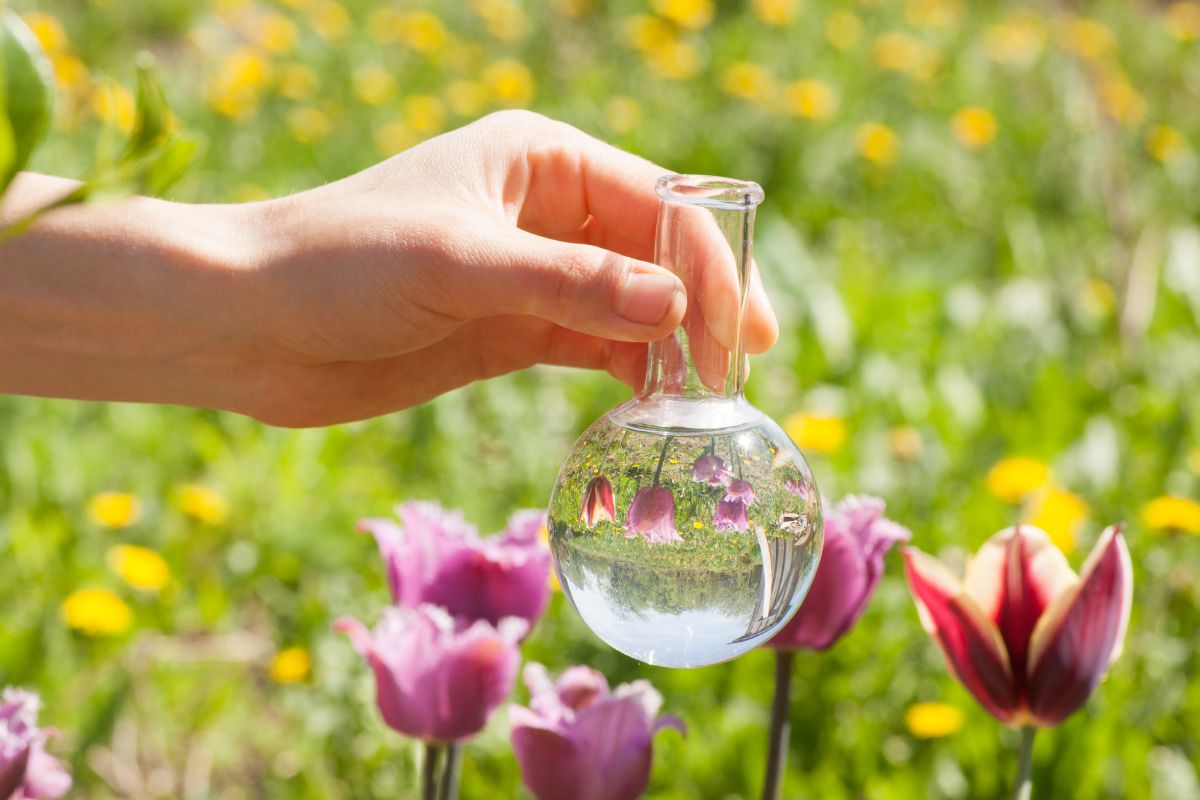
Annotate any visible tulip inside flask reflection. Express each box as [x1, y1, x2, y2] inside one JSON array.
[[547, 175, 824, 668]]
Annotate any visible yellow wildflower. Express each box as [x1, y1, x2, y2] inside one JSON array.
[[952, 107, 997, 149], [61, 587, 133, 637], [693, 520, 703, 529], [446, 80, 489, 116], [825, 10, 862, 51], [308, 1, 351, 41], [215, 0, 252, 24], [484, 60, 534, 106], [1028, 488, 1088, 554], [352, 66, 395, 106], [174, 483, 229, 524], [984, 10, 1046, 66], [287, 106, 332, 143], [270, 647, 311, 683], [1146, 125, 1188, 164], [52, 54, 90, 94], [1059, 16, 1115, 61], [23, 11, 68, 54], [397, 10, 449, 52], [553, 0, 593, 18], [537, 525, 561, 591], [652, 0, 714, 31], [624, 14, 675, 51], [1082, 279, 1116, 318], [855, 122, 899, 166], [783, 79, 837, 120], [643, 40, 702, 79], [904, 0, 962, 30], [1098, 77, 1146, 127], [873, 32, 938, 79], [470, 0, 528, 42], [784, 412, 846, 455], [375, 121, 416, 156], [985, 457, 1050, 503], [889, 426, 923, 461], [257, 12, 299, 55], [90, 83, 137, 133], [1166, 1, 1200, 41], [905, 702, 964, 738], [752, 0, 801, 26], [1142, 495, 1200, 534], [605, 96, 642, 134], [87, 491, 142, 529], [276, 62, 319, 101], [223, 46, 271, 89], [405, 95, 446, 134], [108, 545, 171, 593], [719, 62, 775, 102]]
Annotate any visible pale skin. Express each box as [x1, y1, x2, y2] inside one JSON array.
[[0, 111, 778, 427]]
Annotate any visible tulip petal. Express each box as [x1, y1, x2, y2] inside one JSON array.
[[332, 616, 373, 657], [0, 748, 29, 800], [1025, 525, 1132, 726], [511, 719, 584, 800], [767, 525, 869, 650], [904, 547, 1019, 724], [571, 697, 657, 800], [21, 742, 72, 799]]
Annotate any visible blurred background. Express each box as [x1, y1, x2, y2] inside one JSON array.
[[3, 0, 1200, 796]]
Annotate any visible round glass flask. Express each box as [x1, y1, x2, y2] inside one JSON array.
[[548, 175, 823, 668]]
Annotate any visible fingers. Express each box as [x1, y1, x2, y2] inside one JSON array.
[[743, 261, 779, 354]]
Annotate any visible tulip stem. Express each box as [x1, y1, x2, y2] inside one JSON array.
[[422, 744, 443, 800], [652, 435, 673, 485], [761, 649, 794, 800], [1011, 727, 1036, 800], [439, 742, 462, 800]]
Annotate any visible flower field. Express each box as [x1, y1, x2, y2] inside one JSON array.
[[3, 0, 1200, 797]]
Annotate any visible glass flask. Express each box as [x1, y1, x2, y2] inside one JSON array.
[[547, 174, 823, 668]]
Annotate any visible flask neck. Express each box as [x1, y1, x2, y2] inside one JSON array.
[[639, 175, 762, 403]]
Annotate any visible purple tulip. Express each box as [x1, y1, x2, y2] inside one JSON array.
[[335, 605, 526, 744], [905, 524, 1132, 727], [359, 502, 551, 630], [714, 479, 756, 533], [691, 454, 732, 486], [580, 475, 617, 528], [625, 487, 682, 544], [0, 689, 71, 800], [766, 495, 910, 651], [784, 477, 808, 498], [510, 663, 686, 800]]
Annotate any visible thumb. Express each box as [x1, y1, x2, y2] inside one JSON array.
[[438, 226, 686, 342]]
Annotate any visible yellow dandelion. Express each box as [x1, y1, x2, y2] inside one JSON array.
[[623, 14, 676, 52], [375, 121, 416, 156], [1059, 16, 1115, 61], [396, 10, 449, 52], [174, 483, 229, 524], [308, 1, 351, 41], [752, 0, 801, 26], [952, 107, 997, 149], [90, 83, 137, 134], [905, 702, 964, 739], [276, 62, 319, 101], [52, 54, 90, 94], [269, 647, 311, 684], [985, 457, 1050, 503], [719, 62, 775, 102], [693, 520, 703, 529], [1166, 1, 1200, 42], [855, 122, 900, 166], [256, 12, 299, 55], [1098, 77, 1146, 127], [287, 106, 332, 143], [652, 0, 714, 31], [643, 40, 702, 79], [352, 66, 395, 106], [470, 0, 528, 42], [1027, 488, 1088, 554], [221, 46, 272, 90], [23, 11, 68, 54], [405, 94, 446, 134], [784, 412, 847, 455], [445, 80, 489, 116], [984, 10, 1046, 66], [889, 426, 923, 462], [484, 60, 534, 107], [872, 32, 939, 79], [1142, 495, 1200, 534], [61, 587, 133, 637], [87, 491, 142, 529], [1146, 125, 1188, 164], [904, 0, 962, 29], [783, 79, 837, 120], [605, 96, 642, 134], [825, 10, 862, 51], [107, 545, 171, 593]]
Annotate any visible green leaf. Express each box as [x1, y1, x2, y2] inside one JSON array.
[[123, 51, 171, 157], [0, 9, 55, 192], [141, 135, 197, 195]]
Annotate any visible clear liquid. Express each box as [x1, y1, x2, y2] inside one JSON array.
[[548, 412, 823, 668]]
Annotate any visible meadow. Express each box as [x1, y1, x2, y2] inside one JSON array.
[[3, 0, 1200, 796]]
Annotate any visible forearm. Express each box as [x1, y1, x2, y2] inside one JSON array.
[[0, 173, 263, 412]]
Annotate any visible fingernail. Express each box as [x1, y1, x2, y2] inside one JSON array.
[[618, 271, 681, 326]]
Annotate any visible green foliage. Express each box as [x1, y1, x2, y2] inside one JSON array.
[[0, 9, 54, 192]]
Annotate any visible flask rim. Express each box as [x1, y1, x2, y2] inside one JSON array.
[[655, 174, 764, 210]]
